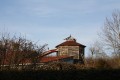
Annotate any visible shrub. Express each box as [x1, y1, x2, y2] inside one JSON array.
[[38, 62, 76, 70], [94, 58, 111, 69]]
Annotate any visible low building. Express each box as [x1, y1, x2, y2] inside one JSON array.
[[56, 35, 86, 63]]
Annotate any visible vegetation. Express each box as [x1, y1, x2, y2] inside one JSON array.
[[0, 57, 120, 80], [0, 33, 47, 70], [100, 10, 120, 55], [89, 10, 120, 56]]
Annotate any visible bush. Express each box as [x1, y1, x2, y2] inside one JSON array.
[[38, 62, 76, 70], [94, 58, 111, 69], [85, 58, 112, 69]]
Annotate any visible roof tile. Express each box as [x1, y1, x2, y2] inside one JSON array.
[[56, 41, 86, 47]]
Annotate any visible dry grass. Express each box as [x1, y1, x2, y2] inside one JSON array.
[[84, 56, 120, 69]]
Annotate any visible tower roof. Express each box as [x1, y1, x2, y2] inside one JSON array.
[[56, 35, 86, 47]]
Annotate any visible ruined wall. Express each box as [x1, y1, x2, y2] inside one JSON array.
[[57, 46, 80, 59]]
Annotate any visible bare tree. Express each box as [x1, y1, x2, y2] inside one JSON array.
[[89, 41, 105, 58], [89, 45, 95, 57], [0, 32, 47, 70], [100, 10, 120, 55]]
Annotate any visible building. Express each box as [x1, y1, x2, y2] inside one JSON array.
[[56, 35, 86, 63]]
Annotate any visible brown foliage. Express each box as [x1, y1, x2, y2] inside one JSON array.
[[85, 56, 120, 69], [0, 33, 47, 70]]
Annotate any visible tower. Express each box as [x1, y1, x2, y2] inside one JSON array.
[[56, 35, 86, 63]]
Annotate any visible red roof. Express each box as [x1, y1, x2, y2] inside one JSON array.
[[56, 41, 86, 47], [2, 55, 73, 65], [40, 56, 73, 63], [41, 49, 58, 57]]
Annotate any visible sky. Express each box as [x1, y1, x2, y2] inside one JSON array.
[[0, 0, 120, 56]]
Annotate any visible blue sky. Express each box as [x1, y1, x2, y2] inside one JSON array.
[[0, 0, 120, 55]]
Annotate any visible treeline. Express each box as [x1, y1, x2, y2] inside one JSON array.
[[0, 33, 47, 70]]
